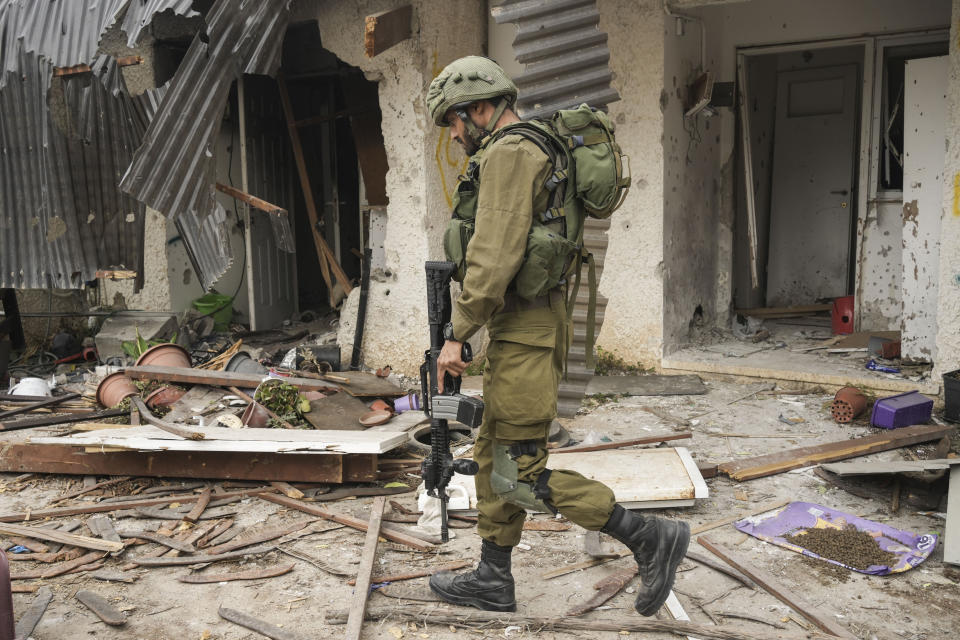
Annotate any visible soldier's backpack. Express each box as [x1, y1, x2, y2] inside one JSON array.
[[444, 103, 630, 368]]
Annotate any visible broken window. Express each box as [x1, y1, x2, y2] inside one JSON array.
[[878, 41, 948, 191]]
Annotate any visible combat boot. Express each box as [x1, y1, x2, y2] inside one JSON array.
[[429, 539, 516, 612], [601, 505, 690, 616]]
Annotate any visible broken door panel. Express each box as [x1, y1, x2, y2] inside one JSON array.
[[243, 78, 298, 331], [901, 55, 947, 362], [766, 64, 859, 307]]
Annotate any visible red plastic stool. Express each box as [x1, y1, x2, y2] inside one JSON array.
[[831, 295, 855, 335]]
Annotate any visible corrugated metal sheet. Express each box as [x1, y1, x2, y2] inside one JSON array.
[[119, 0, 290, 290], [0, 51, 147, 289], [491, 0, 618, 416], [491, 0, 620, 120], [0, 0, 127, 86], [121, 0, 198, 47]]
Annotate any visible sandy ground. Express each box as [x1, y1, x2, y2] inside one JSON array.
[[3, 378, 957, 640]]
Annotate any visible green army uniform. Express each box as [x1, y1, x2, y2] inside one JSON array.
[[449, 132, 616, 547], [426, 55, 689, 618]]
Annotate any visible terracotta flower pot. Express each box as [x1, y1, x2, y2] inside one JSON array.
[[369, 399, 392, 413], [241, 402, 270, 428], [96, 372, 139, 408], [135, 343, 191, 368], [144, 385, 187, 409], [832, 386, 867, 423]]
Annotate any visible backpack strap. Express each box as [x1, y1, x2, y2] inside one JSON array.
[[491, 123, 569, 226]]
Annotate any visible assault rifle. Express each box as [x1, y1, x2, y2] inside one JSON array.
[[420, 261, 483, 542]]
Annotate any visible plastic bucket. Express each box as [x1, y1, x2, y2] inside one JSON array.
[[224, 352, 267, 375], [831, 295, 855, 335], [192, 293, 233, 331], [394, 393, 420, 413]]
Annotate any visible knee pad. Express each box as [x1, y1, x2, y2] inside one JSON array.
[[489, 442, 556, 513]]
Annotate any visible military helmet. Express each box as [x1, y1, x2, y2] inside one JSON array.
[[427, 56, 518, 126]]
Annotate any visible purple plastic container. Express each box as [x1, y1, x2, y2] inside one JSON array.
[[870, 391, 933, 429]]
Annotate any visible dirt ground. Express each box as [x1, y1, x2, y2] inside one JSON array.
[[3, 378, 957, 640]]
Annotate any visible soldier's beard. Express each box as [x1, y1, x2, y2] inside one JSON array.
[[459, 133, 480, 156]]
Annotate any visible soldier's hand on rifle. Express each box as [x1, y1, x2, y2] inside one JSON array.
[[437, 340, 467, 393]]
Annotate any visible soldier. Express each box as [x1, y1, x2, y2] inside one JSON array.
[[425, 56, 690, 616]]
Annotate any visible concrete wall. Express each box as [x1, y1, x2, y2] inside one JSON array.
[[661, 6, 724, 355], [591, 0, 667, 366], [320, 0, 487, 375], [934, 0, 960, 377]]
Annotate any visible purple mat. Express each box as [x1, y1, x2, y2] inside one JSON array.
[[734, 501, 937, 575]]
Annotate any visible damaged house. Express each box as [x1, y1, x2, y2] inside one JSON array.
[[2, 0, 960, 408]]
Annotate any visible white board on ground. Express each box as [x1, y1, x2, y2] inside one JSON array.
[[31, 425, 408, 455], [453, 447, 707, 511]]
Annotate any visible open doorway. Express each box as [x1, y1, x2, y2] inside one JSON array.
[[234, 22, 387, 329], [734, 44, 865, 311]]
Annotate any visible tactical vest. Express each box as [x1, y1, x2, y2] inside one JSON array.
[[443, 121, 579, 302]]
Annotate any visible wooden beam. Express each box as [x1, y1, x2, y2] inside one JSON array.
[[276, 74, 352, 299], [345, 496, 386, 640], [260, 493, 434, 552], [0, 523, 122, 552], [219, 606, 305, 640], [735, 305, 832, 317], [182, 485, 211, 523], [95, 270, 137, 280], [0, 408, 126, 431], [717, 424, 954, 481], [326, 606, 835, 640], [552, 432, 691, 455], [215, 183, 287, 218], [0, 392, 80, 420], [116, 55, 143, 67], [0, 443, 376, 484], [53, 64, 91, 77], [697, 536, 855, 638], [364, 6, 413, 57], [123, 365, 338, 392]]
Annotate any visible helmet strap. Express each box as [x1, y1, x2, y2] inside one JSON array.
[[456, 98, 511, 151]]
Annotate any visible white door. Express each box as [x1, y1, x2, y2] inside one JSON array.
[[766, 64, 859, 307], [901, 55, 948, 362]]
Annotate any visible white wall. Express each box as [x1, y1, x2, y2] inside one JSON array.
[[934, 0, 960, 378]]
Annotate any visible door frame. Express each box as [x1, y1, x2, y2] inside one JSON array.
[[737, 28, 948, 328], [738, 37, 873, 322]]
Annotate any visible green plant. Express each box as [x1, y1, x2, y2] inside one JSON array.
[[255, 380, 310, 428], [121, 327, 178, 358]]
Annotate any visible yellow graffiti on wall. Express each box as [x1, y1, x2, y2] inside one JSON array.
[[431, 51, 468, 209], [954, 173, 960, 217]]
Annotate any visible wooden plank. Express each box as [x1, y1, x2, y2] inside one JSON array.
[[53, 64, 91, 77], [0, 408, 126, 431], [346, 561, 470, 586], [76, 590, 126, 626], [946, 465, 960, 566], [717, 425, 954, 481], [115, 55, 143, 67], [697, 536, 854, 638], [364, 5, 412, 57], [0, 488, 273, 523], [269, 481, 304, 499], [585, 375, 706, 396], [0, 523, 122, 552], [345, 496, 386, 640], [552, 432, 692, 455], [204, 519, 314, 555], [219, 606, 306, 640], [36, 424, 407, 455], [327, 606, 833, 640], [0, 442, 376, 483], [123, 365, 339, 392], [14, 586, 52, 639], [180, 562, 294, 583], [131, 545, 276, 567], [182, 485, 211, 523], [11, 551, 105, 580], [215, 183, 287, 217], [260, 493, 434, 552], [737, 58, 760, 289], [691, 500, 790, 535], [0, 392, 79, 420], [734, 304, 832, 317], [121, 531, 197, 553], [820, 459, 960, 475]]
